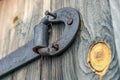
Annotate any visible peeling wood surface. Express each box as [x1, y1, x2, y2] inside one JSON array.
[[0, 0, 120, 80]]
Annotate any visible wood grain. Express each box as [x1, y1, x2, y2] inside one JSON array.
[[0, 0, 120, 80], [110, 0, 120, 67]]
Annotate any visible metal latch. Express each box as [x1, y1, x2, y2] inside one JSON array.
[[33, 7, 80, 56], [0, 7, 80, 77]]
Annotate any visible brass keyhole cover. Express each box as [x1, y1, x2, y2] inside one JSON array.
[[87, 41, 111, 77]]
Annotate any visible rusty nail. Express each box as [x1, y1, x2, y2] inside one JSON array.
[[67, 18, 73, 25], [33, 46, 41, 54], [45, 10, 57, 19], [33, 46, 49, 55], [52, 44, 59, 51]]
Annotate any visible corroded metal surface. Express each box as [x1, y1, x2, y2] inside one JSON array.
[[33, 7, 80, 56], [0, 40, 40, 77]]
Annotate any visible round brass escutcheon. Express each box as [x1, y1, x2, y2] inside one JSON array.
[[88, 42, 111, 76]]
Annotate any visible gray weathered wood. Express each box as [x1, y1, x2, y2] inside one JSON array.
[[0, 0, 120, 80], [110, 0, 120, 67]]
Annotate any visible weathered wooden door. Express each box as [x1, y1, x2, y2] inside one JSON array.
[[0, 0, 120, 80]]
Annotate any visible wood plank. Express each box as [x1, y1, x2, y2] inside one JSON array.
[[73, 0, 120, 79], [0, 0, 45, 80], [110, 0, 120, 66]]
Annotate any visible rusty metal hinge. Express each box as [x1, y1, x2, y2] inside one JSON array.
[[0, 7, 80, 77], [33, 7, 80, 55]]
